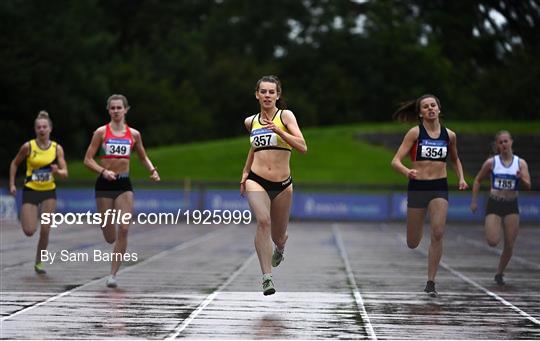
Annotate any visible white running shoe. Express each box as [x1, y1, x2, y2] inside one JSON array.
[[106, 275, 118, 288]]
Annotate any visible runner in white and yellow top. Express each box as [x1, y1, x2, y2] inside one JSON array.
[[470, 130, 531, 285], [249, 110, 293, 153], [9, 111, 68, 274], [240, 75, 307, 295]]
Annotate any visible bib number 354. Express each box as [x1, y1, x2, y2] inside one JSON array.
[[421, 146, 447, 159]]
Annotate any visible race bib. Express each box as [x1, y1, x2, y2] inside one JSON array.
[[105, 139, 131, 156], [420, 140, 447, 160], [31, 168, 52, 182], [250, 128, 278, 148], [493, 176, 517, 190]]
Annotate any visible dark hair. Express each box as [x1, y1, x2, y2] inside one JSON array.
[[393, 94, 442, 123], [255, 75, 287, 109]]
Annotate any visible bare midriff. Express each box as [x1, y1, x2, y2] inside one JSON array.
[[412, 160, 447, 180], [251, 149, 291, 181], [100, 158, 130, 174]]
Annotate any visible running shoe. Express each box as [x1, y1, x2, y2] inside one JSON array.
[[106, 275, 118, 288], [424, 280, 438, 297], [34, 262, 46, 274], [263, 278, 276, 296], [271, 248, 284, 267], [494, 273, 505, 286]]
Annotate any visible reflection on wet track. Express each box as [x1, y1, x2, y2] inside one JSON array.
[[1, 221, 539, 339]]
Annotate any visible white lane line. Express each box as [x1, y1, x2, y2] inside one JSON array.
[[333, 224, 377, 340], [456, 235, 540, 270], [397, 234, 540, 326], [1, 227, 229, 322], [165, 252, 257, 340]]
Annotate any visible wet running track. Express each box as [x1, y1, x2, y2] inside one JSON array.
[[1, 220, 539, 339]]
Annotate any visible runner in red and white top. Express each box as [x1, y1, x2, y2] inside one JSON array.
[[84, 94, 160, 288]]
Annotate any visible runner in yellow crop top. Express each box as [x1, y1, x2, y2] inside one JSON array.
[[24, 138, 57, 190], [9, 111, 68, 274], [240, 75, 307, 296], [249, 110, 292, 152]]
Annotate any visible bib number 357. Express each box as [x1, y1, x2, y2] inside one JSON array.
[[252, 134, 271, 147], [251, 133, 277, 147]]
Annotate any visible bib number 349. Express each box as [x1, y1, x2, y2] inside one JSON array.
[[106, 143, 130, 156]]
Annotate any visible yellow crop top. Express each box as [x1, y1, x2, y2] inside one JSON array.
[[250, 110, 292, 152], [25, 139, 57, 191]]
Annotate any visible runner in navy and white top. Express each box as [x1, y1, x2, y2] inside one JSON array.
[[391, 94, 468, 297], [470, 130, 531, 285]]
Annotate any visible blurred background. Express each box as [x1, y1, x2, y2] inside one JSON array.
[[1, 0, 539, 185], [0, 0, 539, 232], [0, 0, 540, 175]]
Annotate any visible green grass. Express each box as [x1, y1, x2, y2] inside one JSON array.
[[67, 120, 540, 185]]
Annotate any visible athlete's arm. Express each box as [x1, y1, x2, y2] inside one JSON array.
[[518, 158, 531, 191], [448, 130, 468, 190], [244, 115, 255, 133], [84, 127, 115, 180], [132, 128, 160, 181], [8, 142, 29, 196], [391, 127, 418, 179], [52, 144, 69, 179], [240, 147, 255, 197], [240, 117, 256, 196], [470, 158, 493, 213], [264, 110, 307, 154]]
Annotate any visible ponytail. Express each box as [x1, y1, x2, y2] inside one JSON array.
[[392, 100, 418, 123], [393, 94, 442, 123]]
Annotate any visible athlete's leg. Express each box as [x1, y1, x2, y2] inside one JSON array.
[[20, 203, 39, 237], [426, 198, 448, 281], [406, 208, 426, 249], [110, 191, 133, 276], [269, 186, 292, 268], [484, 214, 503, 247], [497, 214, 519, 275], [245, 180, 272, 275], [270, 185, 292, 251], [35, 198, 56, 265], [96, 197, 116, 244]]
